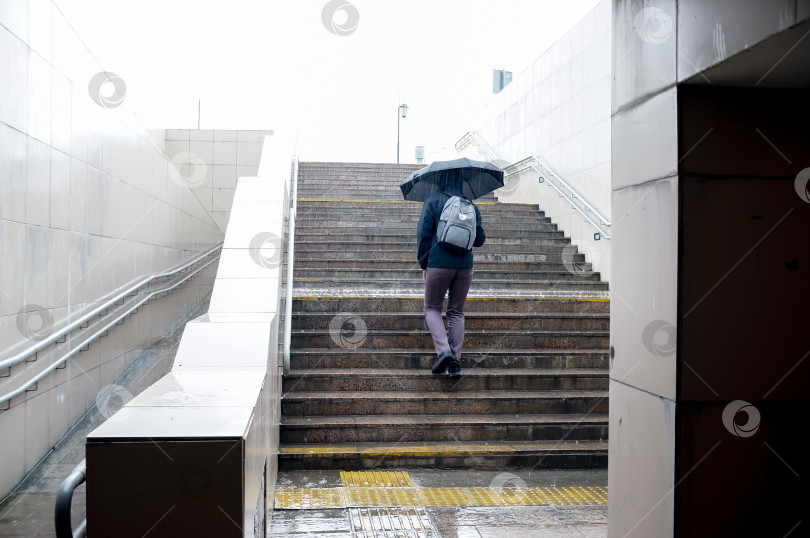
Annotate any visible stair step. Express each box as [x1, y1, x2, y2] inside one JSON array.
[[289, 328, 609, 350], [292, 312, 609, 331], [293, 245, 574, 257], [294, 243, 564, 253], [291, 297, 610, 314], [296, 226, 565, 237], [278, 440, 608, 470], [282, 368, 607, 392], [294, 200, 532, 211], [281, 390, 609, 416], [292, 269, 598, 283], [294, 250, 577, 259], [292, 280, 608, 295], [280, 413, 609, 443], [284, 163, 611, 468], [292, 261, 585, 272], [289, 348, 609, 370]]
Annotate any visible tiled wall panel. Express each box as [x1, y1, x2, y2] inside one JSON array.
[[472, 0, 612, 280], [0, 1, 222, 498]]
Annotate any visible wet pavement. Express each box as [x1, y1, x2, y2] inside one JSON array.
[[270, 469, 607, 537], [0, 289, 608, 537], [0, 296, 210, 537]]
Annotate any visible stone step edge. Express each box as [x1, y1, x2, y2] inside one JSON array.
[[278, 440, 608, 457], [290, 328, 609, 336], [292, 293, 612, 300], [293, 274, 598, 280], [290, 348, 608, 355], [292, 296, 610, 302], [292, 311, 609, 319], [293, 278, 605, 285], [281, 413, 609, 426], [296, 198, 507, 205], [285, 368, 607, 377], [282, 389, 608, 400]]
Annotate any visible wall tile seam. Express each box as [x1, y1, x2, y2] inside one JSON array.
[[0, 247, 219, 327], [609, 377, 677, 404], [5, 139, 217, 225], [7, 61, 164, 159], [1, 33, 178, 166], [611, 174, 678, 193], [679, 171, 801, 180], [0, 265, 213, 316], [612, 83, 678, 117], [0, 279, 213, 415], [55, 227, 221, 248], [483, 103, 610, 135], [0, 221, 217, 249]]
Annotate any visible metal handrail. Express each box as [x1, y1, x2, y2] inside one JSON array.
[[1, 243, 222, 372], [55, 459, 87, 538], [506, 156, 612, 227], [0, 246, 222, 405], [455, 131, 612, 239], [456, 131, 506, 164], [504, 157, 612, 239], [282, 152, 300, 375]]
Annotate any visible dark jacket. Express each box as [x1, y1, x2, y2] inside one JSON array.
[[417, 188, 486, 270]]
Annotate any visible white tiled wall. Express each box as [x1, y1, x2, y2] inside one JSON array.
[[0, 0, 222, 498], [165, 129, 274, 232], [469, 0, 612, 281]]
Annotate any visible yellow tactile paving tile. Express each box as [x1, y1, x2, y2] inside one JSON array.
[[464, 487, 513, 506], [275, 487, 345, 509], [341, 471, 415, 488], [275, 485, 608, 510], [417, 488, 471, 507], [345, 487, 422, 508]]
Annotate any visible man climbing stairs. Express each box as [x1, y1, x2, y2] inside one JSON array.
[[279, 162, 609, 470]]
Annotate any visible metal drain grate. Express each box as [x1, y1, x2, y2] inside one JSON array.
[[349, 507, 439, 537]]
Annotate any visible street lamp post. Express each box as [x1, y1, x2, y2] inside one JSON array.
[[397, 103, 409, 163]]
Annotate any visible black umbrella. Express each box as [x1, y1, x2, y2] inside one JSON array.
[[400, 157, 504, 202]]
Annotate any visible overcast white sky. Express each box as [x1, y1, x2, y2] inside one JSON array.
[[54, 0, 600, 163]]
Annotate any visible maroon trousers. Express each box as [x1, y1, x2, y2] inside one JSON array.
[[424, 267, 474, 365]]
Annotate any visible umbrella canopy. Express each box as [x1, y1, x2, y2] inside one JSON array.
[[400, 157, 504, 202]]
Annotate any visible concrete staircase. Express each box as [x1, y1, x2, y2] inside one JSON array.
[[279, 162, 609, 470]]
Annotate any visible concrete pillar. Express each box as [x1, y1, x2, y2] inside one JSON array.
[[609, 2, 810, 536]]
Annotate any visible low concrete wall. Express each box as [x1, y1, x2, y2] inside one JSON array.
[[85, 134, 291, 537]]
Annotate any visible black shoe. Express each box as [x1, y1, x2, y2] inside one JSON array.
[[448, 362, 462, 378], [432, 350, 453, 374]]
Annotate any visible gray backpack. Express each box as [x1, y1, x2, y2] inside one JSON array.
[[437, 195, 476, 251]]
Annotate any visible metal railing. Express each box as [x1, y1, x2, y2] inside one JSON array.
[[0, 244, 223, 406], [455, 131, 612, 239], [455, 131, 508, 166], [55, 459, 87, 538], [505, 156, 612, 239], [282, 153, 300, 375]]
